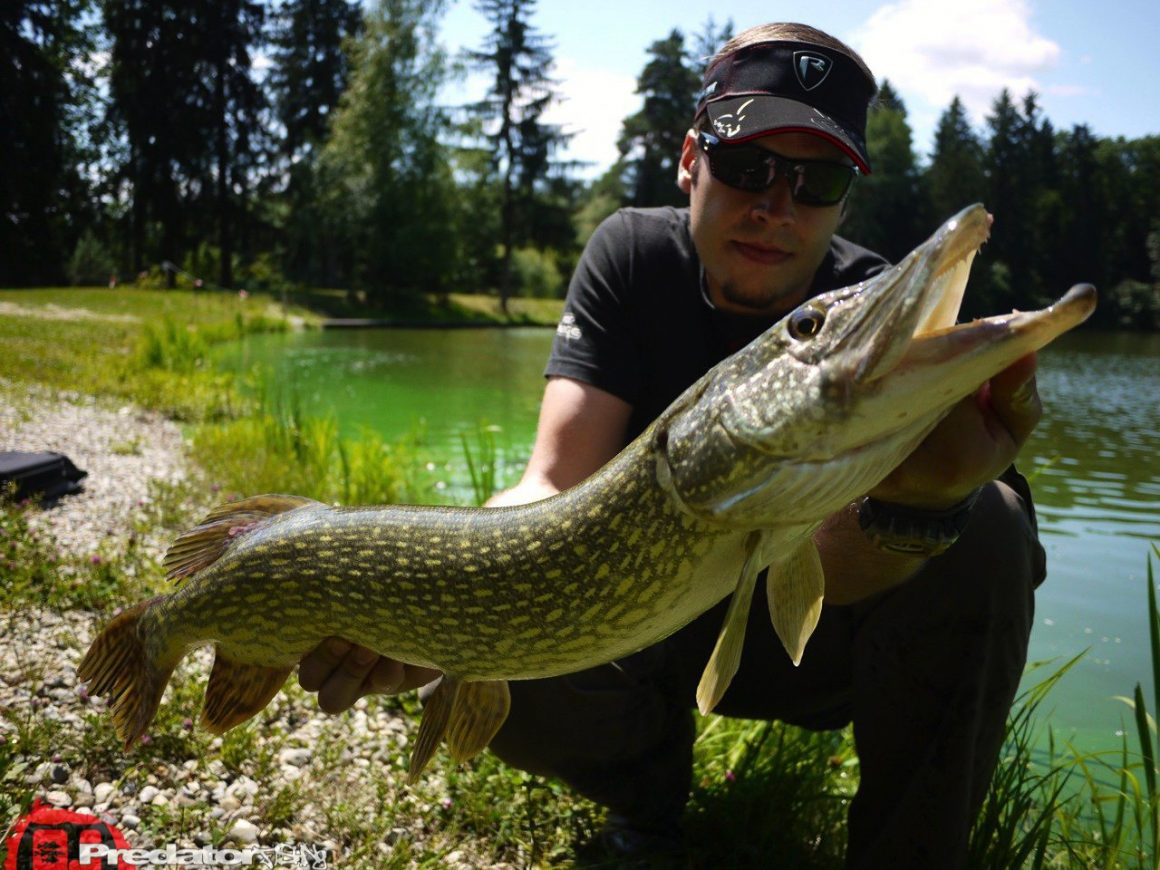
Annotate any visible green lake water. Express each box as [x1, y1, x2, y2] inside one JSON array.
[[216, 326, 1160, 748]]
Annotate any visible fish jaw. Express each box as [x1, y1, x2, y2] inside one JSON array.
[[832, 203, 990, 386], [846, 283, 1098, 445]]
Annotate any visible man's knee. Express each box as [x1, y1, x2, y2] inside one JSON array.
[[932, 479, 1044, 625]]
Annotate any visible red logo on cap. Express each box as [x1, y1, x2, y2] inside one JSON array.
[[4, 800, 131, 869]]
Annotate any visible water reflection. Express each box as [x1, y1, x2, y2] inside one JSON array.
[[1020, 330, 1160, 746]]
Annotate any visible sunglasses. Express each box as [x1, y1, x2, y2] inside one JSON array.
[[697, 131, 858, 207]]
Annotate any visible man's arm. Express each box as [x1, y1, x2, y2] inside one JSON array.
[[297, 376, 632, 713]]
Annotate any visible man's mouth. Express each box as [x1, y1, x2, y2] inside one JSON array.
[[732, 241, 791, 265]]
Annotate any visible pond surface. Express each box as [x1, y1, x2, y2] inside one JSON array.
[[216, 326, 1160, 748]]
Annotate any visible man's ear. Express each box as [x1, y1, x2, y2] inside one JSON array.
[[677, 129, 698, 195]]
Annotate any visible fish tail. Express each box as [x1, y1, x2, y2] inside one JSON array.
[[77, 597, 177, 750], [201, 649, 292, 734]]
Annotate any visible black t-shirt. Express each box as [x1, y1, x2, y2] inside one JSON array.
[[546, 206, 891, 441]]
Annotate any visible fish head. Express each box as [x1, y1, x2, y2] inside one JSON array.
[[659, 204, 1096, 526]]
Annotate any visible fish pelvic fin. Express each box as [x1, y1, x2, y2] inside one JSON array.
[[408, 676, 460, 783], [76, 597, 176, 750], [163, 495, 320, 583], [696, 532, 765, 715], [200, 649, 292, 735], [768, 539, 825, 666], [447, 679, 511, 763]]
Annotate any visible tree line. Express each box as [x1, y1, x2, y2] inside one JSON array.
[[4, 0, 1159, 328]]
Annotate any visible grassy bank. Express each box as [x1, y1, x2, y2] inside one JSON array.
[[291, 287, 564, 326], [2, 287, 1158, 866]]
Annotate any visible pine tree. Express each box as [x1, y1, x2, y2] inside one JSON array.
[[320, 0, 460, 300], [104, 0, 265, 286], [465, 0, 571, 309], [842, 80, 926, 262], [1, 0, 99, 284], [927, 97, 986, 219], [269, 0, 363, 162], [616, 29, 699, 207], [268, 0, 364, 286]]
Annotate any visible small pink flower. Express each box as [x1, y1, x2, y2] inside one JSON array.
[[182, 718, 194, 731], [725, 770, 736, 783], [440, 797, 452, 810], [90, 555, 102, 565], [140, 734, 152, 745]]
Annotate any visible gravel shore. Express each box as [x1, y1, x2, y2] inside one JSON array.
[[1, 378, 190, 563], [0, 384, 522, 868]]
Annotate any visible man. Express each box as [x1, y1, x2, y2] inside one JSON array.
[[299, 22, 1045, 867]]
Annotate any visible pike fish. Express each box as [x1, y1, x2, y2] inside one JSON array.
[[78, 205, 1096, 779]]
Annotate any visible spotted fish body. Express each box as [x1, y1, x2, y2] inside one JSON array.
[[78, 205, 1097, 778], [152, 452, 753, 682]]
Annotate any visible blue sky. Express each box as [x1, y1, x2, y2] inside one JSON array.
[[436, 0, 1160, 177]]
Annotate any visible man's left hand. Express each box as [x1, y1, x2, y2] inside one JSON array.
[[868, 353, 1042, 510]]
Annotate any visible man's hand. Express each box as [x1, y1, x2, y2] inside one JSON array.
[[298, 637, 440, 714], [869, 353, 1042, 510]]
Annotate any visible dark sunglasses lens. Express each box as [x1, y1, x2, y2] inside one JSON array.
[[793, 163, 854, 206], [707, 146, 772, 192]]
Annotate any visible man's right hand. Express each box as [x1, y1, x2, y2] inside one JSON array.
[[298, 637, 441, 714]]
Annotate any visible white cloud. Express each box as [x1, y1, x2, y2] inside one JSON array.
[[850, 0, 1065, 149], [542, 56, 640, 177]]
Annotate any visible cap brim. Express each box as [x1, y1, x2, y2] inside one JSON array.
[[705, 95, 872, 174]]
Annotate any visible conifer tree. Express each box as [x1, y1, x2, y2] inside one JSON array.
[[465, 0, 570, 308]]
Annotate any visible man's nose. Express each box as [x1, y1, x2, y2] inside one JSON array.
[[749, 177, 795, 223]]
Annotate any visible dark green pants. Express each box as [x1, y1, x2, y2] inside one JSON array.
[[488, 475, 1045, 868]]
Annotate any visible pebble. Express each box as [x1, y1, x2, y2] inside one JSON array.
[[45, 790, 72, 807], [279, 747, 312, 767], [228, 819, 260, 845]]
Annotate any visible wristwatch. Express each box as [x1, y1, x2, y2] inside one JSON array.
[[858, 487, 983, 557]]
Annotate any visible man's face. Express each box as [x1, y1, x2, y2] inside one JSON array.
[[679, 130, 850, 318]]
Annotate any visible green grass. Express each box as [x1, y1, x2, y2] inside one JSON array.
[[0, 287, 316, 421], [2, 286, 1159, 866], [291, 288, 562, 326]]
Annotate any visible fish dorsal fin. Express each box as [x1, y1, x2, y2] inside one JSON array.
[[163, 494, 319, 584], [696, 532, 766, 715], [446, 679, 511, 762], [409, 676, 460, 782], [767, 539, 825, 666]]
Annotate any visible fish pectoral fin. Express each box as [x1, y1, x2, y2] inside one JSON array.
[[200, 649, 292, 734], [767, 539, 825, 667], [696, 532, 766, 716], [446, 679, 511, 763], [163, 494, 320, 584], [408, 676, 460, 783]]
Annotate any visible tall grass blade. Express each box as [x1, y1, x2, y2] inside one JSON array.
[[1150, 548, 1160, 739]]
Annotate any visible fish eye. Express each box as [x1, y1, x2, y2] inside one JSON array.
[[788, 305, 826, 340]]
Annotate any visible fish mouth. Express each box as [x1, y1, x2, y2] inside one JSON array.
[[893, 282, 1097, 380], [838, 204, 992, 385]]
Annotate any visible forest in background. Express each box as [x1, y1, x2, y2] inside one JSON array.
[[4, 0, 1160, 328]]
